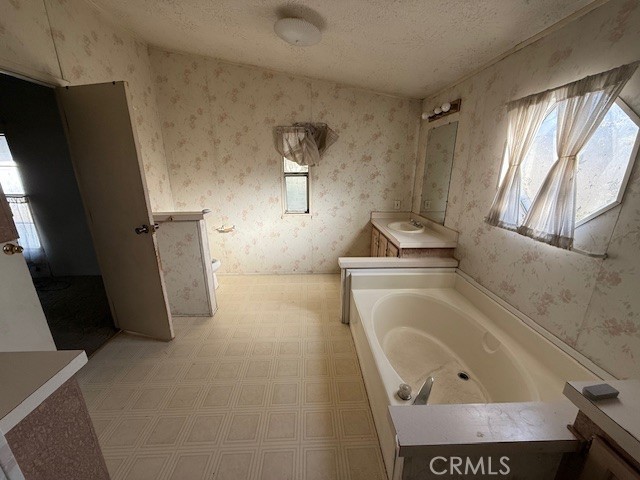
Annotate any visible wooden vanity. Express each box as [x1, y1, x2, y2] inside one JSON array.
[[370, 212, 458, 258]]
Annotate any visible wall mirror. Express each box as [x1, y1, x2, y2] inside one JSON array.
[[419, 121, 458, 224]]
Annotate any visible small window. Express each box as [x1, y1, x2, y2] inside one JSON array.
[[283, 158, 309, 214], [510, 99, 640, 226]]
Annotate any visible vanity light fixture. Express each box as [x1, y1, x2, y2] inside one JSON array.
[[274, 17, 321, 46], [421, 99, 462, 122]]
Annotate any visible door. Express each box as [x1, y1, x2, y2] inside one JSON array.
[[377, 234, 388, 258], [371, 227, 379, 257], [0, 182, 55, 351], [56, 82, 173, 341]]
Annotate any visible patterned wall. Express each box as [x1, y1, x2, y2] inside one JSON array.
[[149, 48, 420, 274], [0, 0, 174, 211], [417, 0, 640, 379]]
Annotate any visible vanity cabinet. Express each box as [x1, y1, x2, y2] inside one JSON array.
[[378, 233, 389, 257], [371, 226, 399, 257], [370, 225, 455, 258], [371, 227, 379, 256]]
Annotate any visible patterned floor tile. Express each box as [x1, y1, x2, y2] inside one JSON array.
[[78, 274, 386, 480]]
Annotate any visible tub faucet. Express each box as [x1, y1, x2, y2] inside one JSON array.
[[412, 377, 434, 405], [397, 383, 412, 401]]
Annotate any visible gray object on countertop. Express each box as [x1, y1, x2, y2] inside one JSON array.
[[582, 383, 620, 401]]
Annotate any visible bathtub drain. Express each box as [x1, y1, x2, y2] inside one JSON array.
[[457, 372, 470, 381]]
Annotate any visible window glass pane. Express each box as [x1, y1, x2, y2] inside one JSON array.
[[0, 135, 14, 164], [285, 176, 308, 213], [284, 158, 309, 173], [520, 107, 557, 212], [0, 135, 25, 195], [0, 166, 25, 195], [576, 102, 639, 222], [8, 197, 42, 249]]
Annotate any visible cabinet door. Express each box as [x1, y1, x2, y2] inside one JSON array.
[[371, 227, 380, 257], [387, 242, 399, 258], [578, 436, 640, 480], [378, 234, 388, 258]]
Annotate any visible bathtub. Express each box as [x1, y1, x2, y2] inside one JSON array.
[[345, 269, 601, 480]]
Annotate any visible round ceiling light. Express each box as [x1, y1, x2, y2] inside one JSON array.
[[274, 18, 321, 46]]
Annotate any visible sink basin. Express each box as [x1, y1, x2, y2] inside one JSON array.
[[387, 221, 425, 234]]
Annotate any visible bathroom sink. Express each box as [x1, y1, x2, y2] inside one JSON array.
[[387, 221, 425, 234]]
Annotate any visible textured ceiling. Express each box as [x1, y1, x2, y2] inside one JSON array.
[[92, 0, 595, 98]]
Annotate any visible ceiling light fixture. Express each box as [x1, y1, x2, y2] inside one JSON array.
[[274, 18, 321, 46], [421, 99, 462, 122]]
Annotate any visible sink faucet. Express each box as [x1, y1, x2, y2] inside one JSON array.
[[410, 219, 423, 228]]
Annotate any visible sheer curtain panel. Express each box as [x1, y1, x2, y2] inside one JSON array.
[[486, 92, 555, 230], [519, 63, 638, 248], [274, 123, 338, 167]]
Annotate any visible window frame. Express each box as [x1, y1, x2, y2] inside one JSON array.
[[574, 98, 640, 227], [281, 157, 311, 215], [496, 98, 640, 228]]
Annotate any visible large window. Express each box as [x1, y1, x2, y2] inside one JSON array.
[[502, 99, 640, 227], [283, 158, 310, 214]]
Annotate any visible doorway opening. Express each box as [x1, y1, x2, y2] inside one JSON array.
[[0, 73, 118, 355]]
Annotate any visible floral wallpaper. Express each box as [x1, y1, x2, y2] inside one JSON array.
[[4, 0, 639, 380], [149, 48, 420, 274], [417, 0, 640, 379], [0, 0, 174, 211], [155, 219, 215, 316]]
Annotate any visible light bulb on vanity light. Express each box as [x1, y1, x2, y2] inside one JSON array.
[[434, 107, 442, 115], [441, 102, 451, 112]]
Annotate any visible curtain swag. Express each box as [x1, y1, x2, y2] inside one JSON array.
[[486, 61, 638, 249], [274, 122, 338, 166]]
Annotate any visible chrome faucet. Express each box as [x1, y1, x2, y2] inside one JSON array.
[[412, 377, 434, 405], [410, 219, 423, 228]]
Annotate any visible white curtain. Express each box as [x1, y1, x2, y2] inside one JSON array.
[[7, 196, 46, 265], [275, 126, 320, 166], [519, 62, 638, 248], [486, 92, 555, 230], [274, 123, 338, 166]]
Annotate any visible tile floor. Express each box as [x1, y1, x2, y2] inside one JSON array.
[[77, 274, 387, 480]]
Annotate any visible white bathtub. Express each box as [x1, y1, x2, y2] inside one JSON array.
[[346, 270, 601, 479]]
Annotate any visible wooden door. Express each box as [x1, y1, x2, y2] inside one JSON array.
[[387, 242, 399, 258], [56, 82, 173, 341], [378, 234, 388, 258], [371, 227, 380, 257]]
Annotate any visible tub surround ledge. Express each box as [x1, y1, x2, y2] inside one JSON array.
[[389, 401, 580, 457], [564, 380, 640, 464]]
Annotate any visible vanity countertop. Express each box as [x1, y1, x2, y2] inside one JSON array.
[[564, 380, 640, 463], [0, 350, 87, 433], [371, 214, 458, 249]]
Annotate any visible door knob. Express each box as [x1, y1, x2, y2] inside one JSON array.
[[3, 243, 24, 255], [134, 224, 150, 234], [135, 223, 160, 234]]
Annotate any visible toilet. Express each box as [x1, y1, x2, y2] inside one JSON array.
[[211, 258, 221, 289]]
